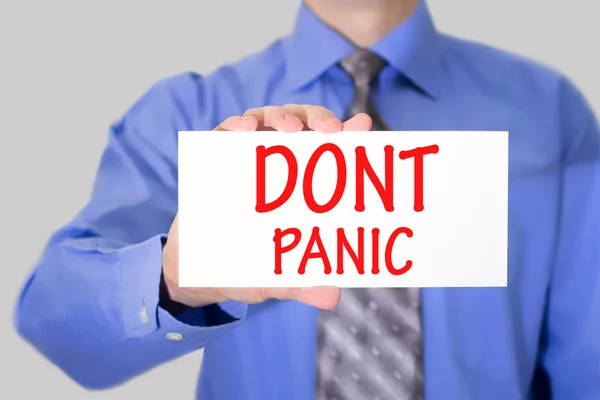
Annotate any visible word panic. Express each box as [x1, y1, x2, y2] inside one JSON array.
[[274, 226, 413, 276]]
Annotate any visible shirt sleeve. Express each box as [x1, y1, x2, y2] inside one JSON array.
[[13, 73, 248, 390], [541, 79, 600, 399]]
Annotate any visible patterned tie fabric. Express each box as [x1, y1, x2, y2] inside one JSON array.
[[339, 49, 391, 131], [315, 49, 424, 400]]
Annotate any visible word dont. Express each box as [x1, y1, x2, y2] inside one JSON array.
[[255, 143, 439, 213]]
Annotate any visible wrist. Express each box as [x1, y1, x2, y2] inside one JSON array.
[[159, 273, 193, 316]]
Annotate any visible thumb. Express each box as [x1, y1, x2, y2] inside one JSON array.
[[263, 287, 340, 310]]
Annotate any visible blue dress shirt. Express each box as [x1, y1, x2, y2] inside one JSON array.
[[14, 1, 600, 399]]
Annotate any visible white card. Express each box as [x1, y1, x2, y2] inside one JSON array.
[[177, 130, 508, 288]]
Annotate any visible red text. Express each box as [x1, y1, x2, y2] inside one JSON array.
[[255, 143, 439, 213], [273, 227, 413, 276]]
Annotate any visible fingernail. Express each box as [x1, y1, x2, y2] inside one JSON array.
[[283, 113, 299, 121], [240, 116, 253, 121]]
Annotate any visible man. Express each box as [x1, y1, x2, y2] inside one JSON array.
[[13, 0, 600, 399]]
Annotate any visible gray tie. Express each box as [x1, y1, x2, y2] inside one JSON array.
[[340, 49, 390, 131], [315, 49, 424, 400]]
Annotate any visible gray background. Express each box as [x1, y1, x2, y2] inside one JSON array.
[[0, 0, 597, 398]]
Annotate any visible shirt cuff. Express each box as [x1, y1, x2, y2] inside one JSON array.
[[119, 234, 248, 339]]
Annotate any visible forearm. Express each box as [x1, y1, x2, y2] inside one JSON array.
[[542, 80, 600, 399], [14, 234, 247, 390]]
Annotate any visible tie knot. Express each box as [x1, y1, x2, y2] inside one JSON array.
[[339, 49, 387, 85]]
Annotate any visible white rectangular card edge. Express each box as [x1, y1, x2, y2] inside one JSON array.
[[177, 130, 509, 288]]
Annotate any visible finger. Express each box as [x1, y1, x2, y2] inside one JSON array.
[[244, 107, 304, 133], [302, 105, 343, 133], [293, 287, 341, 309], [263, 287, 340, 310], [280, 104, 309, 129], [342, 113, 373, 131], [219, 287, 299, 306], [214, 116, 259, 132], [280, 104, 342, 133]]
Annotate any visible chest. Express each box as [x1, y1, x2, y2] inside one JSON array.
[[200, 83, 562, 392]]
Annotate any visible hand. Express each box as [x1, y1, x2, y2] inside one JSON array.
[[162, 105, 372, 310], [214, 104, 373, 133]]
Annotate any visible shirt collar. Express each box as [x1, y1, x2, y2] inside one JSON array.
[[283, 0, 445, 99]]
